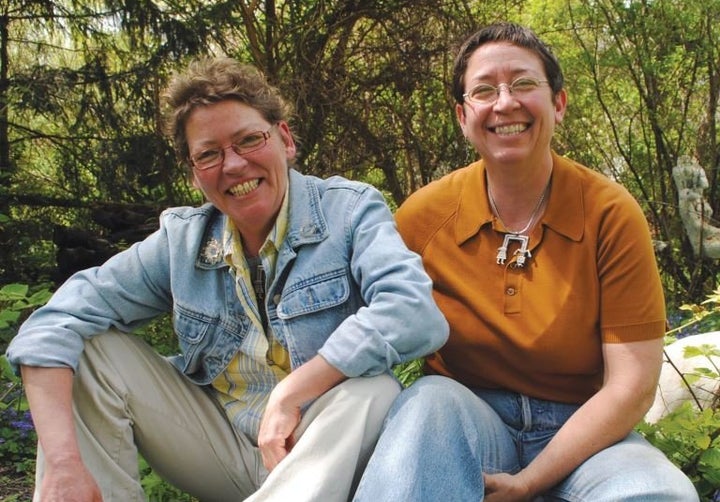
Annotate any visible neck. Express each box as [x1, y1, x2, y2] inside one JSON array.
[[487, 164, 553, 235]]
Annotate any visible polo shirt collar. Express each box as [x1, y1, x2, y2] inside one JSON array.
[[544, 152, 584, 242], [454, 151, 584, 245]]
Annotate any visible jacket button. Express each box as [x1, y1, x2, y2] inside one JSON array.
[[273, 294, 281, 305]]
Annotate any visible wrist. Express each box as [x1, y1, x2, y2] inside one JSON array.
[[43, 448, 84, 469]]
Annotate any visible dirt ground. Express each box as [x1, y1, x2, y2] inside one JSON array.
[[0, 465, 33, 501]]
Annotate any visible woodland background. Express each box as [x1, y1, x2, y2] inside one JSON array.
[[1, 0, 720, 499], [0, 0, 719, 303]]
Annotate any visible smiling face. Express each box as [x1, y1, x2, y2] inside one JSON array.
[[186, 100, 296, 243], [456, 42, 566, 169]]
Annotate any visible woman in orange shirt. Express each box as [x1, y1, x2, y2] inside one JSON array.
[[353, 22, 697, 502]]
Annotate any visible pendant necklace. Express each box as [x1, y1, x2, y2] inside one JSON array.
[[488, 173, 552, 267]]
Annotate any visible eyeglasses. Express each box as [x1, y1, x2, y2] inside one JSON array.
[[190, 124, 277, 171], [463, 77, 549, 105]]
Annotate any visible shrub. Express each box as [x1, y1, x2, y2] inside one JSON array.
[[638, 287, 720, 501]]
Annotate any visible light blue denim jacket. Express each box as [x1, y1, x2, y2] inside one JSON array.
[[7, 170, 448, 383]]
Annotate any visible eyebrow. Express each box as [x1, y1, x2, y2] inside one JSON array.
[[191, 125, 268, 149], [467, 68, 539, 85]]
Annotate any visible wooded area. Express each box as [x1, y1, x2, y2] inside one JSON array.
[[1, 0, 719, 306]]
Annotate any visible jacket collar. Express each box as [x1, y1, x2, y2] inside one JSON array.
[[454, 151, 584, 245], [284, 169, 329, 248]]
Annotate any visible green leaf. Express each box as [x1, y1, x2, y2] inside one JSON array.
[[699, 447, 720, 468], [0, 284, 29, 301], [695, 435, 711, 449], [684, 344, 720, 358], [0, 310, 21, 323], [692, 367, 717, 378], [27, 289, 52, 307], [1, 355, 19, 382]]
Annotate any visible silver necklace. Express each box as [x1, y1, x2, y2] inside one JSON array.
[[488, 175, 551, 267]]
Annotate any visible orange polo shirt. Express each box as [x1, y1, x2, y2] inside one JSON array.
[[396, 152, 666, 404]]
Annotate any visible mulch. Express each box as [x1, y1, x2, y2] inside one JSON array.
[[0, 464, 33, 501]]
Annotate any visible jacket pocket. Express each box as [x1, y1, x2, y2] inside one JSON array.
[[276, 268, 351, 319]]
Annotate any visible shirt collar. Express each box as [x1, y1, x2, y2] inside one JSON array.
[[454, 151, 584, 245]]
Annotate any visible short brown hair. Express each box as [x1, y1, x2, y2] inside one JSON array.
[[452, 22, 564, 105], [162, 57, 293, 169]]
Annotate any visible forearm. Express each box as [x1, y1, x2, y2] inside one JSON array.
[[517, 385, 654, 496], [271, 355, 346, 408], [21, 365, 83, 467]]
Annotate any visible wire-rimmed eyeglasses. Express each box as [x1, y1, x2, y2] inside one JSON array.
[[463, 77, 549, 105], [190, 123, 277, 171]]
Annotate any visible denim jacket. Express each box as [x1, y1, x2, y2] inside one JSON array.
[[7, 170, 448, 384]]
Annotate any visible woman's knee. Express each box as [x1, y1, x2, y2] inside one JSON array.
[[394, 375, 480, 414], [381, 375, 495, 439], [336, 373, 402, 417]]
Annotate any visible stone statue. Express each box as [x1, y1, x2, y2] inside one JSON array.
[[672, 155, 720, 258]]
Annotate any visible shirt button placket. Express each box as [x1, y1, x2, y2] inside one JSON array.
[[503, 268, 522, 314]]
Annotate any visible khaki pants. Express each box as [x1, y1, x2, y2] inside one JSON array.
[[34, 331, 400, 501]]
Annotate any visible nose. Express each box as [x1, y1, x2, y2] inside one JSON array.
[[493, 84, 519, 110], [221, 146, 250, 172], [496, 83, 511, 97]]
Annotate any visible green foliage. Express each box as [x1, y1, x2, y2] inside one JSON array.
[[639, 404, 720, 500], [134, 314, 179, 356], [393, 358, 424, 387], [0, 283, 53, 351], [639, 288, 720, 501], [0, 357, 37, 476], [668, 286, 720, 339], [138, 456, 197, 502]]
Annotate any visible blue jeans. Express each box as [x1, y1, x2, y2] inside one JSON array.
[[353, 376, 699, 502]]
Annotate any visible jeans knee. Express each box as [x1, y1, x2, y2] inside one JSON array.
[[387, 376, 478, 425]]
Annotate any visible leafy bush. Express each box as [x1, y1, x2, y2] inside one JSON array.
[[0, 283, 52, 353], [638, 287, 720, 501], [638, 403, 720, 500]]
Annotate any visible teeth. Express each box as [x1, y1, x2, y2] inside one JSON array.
[[495, 123, 527, 135], [229, 179, 259, 196]]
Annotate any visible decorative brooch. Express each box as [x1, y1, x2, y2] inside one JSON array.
[[201, 237, 224, 265]]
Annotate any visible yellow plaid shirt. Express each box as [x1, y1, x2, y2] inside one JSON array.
[[211, 190, 291, 442]]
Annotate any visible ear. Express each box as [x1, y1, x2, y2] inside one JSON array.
[[277, 121, 297, 160], [455, 102, 468, 136], [553, 88, 568, 124]]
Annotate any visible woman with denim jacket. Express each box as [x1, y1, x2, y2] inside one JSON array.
[[6, 57, 448, 502]]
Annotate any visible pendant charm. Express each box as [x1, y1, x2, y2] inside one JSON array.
[[496, 234, 532, 267]]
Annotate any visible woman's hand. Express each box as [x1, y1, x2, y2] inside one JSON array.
[[39, 459, 103, 502], [484, 472, 533, 502], [257, 355, 345, 471], [257, 385, 302, 470]]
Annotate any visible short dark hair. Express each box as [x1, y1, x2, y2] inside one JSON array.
[[451, 22, 564, 105], [162, 57, 293, 170]]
